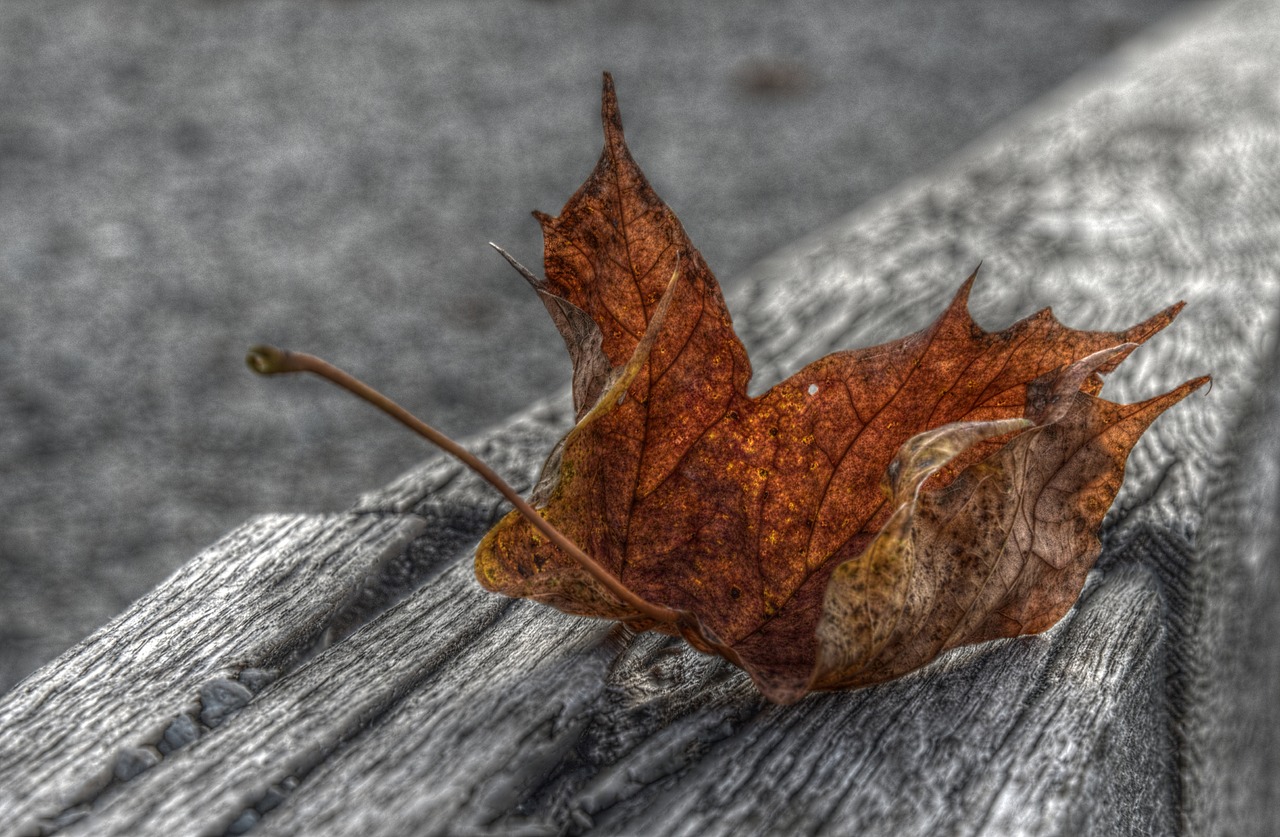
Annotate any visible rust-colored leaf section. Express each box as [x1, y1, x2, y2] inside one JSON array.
[[475, 74, 1207, 703]]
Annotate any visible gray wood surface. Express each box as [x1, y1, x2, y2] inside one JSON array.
[[0, 514, 425, 836], [2, 0, 1278, 834]]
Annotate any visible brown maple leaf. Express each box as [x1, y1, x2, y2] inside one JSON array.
[[472, 74, 1208, 703], [249, 74, 1207, 705]]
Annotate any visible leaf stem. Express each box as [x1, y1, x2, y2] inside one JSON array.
[[246, 345, 681, 626]]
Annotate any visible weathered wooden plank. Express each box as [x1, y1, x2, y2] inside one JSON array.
[[57, 564, 593, 836], [2, 0, 1277, 835], [258, 557, 1175, 837], [0, 514, 424, 836], [56, 539, 1174, 836]]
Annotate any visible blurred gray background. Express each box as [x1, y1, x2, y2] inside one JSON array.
[[0, 0, 1194, 693]]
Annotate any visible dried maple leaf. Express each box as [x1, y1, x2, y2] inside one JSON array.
[[250, 74, 1207, 705], [472, 74, 1208, 703]]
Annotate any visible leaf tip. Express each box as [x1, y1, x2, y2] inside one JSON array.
[[946, 266, 981, 322], [531, 209, 555, 231], [601, 71, 624, 144], [490, 241, 542, 288], [1122, 299, 1188, 348], [1026, 343, 1139, 424], [1185, 374, 1212, 397]]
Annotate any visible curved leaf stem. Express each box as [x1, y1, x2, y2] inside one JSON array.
[[246, 345, 680, 626]]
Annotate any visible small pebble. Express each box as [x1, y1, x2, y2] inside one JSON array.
[[158, 713, 200, 754], [238, 667, 275, 694], [227, 809, 259, 835], [200, 677, 253, 728], [257, 786, 286, 814], [113, 746, 160, 782]]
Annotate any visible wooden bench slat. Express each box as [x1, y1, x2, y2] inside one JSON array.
[[0, 514, 424, 835], [254, 557, 1173, 837]]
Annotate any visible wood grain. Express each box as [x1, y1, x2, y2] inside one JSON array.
[[2, 0, 1278, 834], [0, 514, 425, 836]]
